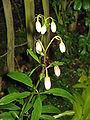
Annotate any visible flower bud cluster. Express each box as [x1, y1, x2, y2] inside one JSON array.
[[35, 17, 56, 35], [35, 15, 66, 90]]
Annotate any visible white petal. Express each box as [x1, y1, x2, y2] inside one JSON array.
[[51, 21, 56, 33], [54, 66, 61, 77], [36, 21, 41, 33], [36, 41, 42, 53], [59, 42, 66, 53], [44, 76, 51, 90], [41, 25, 46, 34]]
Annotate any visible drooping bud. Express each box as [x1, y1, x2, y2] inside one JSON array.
[[36, 41, 42, 54], [51, 21, 56, 33], [54, 66, 61, 77], [59, 41, 66, 53], [44, 68, 51, 90], [44, 76, 51, 90], [36, 20, 41, 33], [41, 24, 46, 34]]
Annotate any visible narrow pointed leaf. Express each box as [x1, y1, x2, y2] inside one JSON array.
[[83, 0, 90, 10], [27, 49, 40, 63], [74, 0, 82, 10], [40, 115, 56, 120], [0, 91, 30, 105], [8, 71, 33, 88], [0, 103, 20, 110], [31, 96, 42, 120], [44, 88, 75, 102], [42, 105, 60, 114], [0, 112, 14, 120]]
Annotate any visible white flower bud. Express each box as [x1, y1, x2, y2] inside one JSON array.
[[59, 41, 66, 53], [51, 21, 56, 33], [41, 24, 46, 34], [54, 66, 61, 77], [36, 20, 41, 33], [36, 41, 42, 54], [44, 76, 51, 90]]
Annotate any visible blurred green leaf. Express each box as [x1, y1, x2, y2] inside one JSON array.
[[31, 96, 42, 120], [85, 18, 90, 26], [0, 112, 14, 120], [8, 87, 24, 105], [24, 102, 33, 113], [0, 103, 20, 110], [48, 61, 64, 68], [42, 105, 60, 114], [43, 88, 75, 103], [83, 0, 90, 10], [40, 114, 56, 120], [27, 49, 40, 63], [8, 71, 33, 88], [73, 83, 87, 89], [74, 0, 82, 10], [73, 93, 83, 119], [0, 91, 30, 105], [8, 86, 19, 93], [88, 42, 90, 52], [83, 86, 90, 119]]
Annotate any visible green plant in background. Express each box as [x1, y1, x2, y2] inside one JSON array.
[[72, 68, 90, 120], [50, 0, 90, 56], [0, 15, 76, 120]]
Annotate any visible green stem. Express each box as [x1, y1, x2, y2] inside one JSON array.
[[53, 111, 75, 119], [44, 36, 62, 68], [19, 79, 41, 120]]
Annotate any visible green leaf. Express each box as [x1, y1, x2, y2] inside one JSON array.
[[8, 86, 19, 93], [74, 0, 82, 10], [44, 88, 75, 103], [73, 83, 87, 89], [83, 86, 90, 119], [8, 71, 33, 88], [40, 95, 47, 102], [40, 115, 56, 120], [42, 105, 60, 114], [73, 92, 83, 119], [8, 87, 24, 105], [0, 91, 30, 105], [88, 42, 90, 52], [0, 112, 15, 120], [83, 0, 90, 10], [24, 102, 33, 113], [31, 96, 42, 120], [85, 18, 90, 26], [48, 61, 64, 68], [0, 103, 20, 110], [27, 49, 40, 63]]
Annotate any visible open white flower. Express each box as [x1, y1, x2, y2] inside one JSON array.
[[41, 24, 46, 34], [44, 76, 51, 90], [51, 21, 56, 33], [36, 20, 41, 33], [36, 41, 42, 54], [54, 66, 61, 77], [59, 41, 66, 53]]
